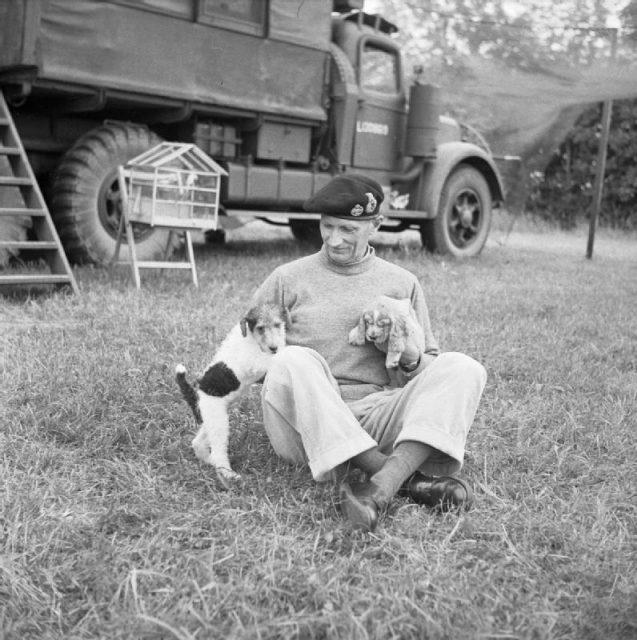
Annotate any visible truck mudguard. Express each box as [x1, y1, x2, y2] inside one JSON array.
[[418, 141, 505, 215]]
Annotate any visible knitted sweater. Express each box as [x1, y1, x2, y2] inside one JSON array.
[[253, 246, 440, 402]]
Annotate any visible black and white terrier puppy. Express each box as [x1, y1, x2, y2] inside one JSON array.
[[176, 303, 290, 488]]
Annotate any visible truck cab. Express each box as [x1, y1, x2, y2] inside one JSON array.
[[332, 13, 407, 172]]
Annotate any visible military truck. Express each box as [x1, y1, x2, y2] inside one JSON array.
[[0, 0, 504, 264]]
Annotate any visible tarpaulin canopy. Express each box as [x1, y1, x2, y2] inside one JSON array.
[[0, 0, 333, 122]]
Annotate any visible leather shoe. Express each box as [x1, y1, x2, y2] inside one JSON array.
[[339, 481, 383, 532], [403, 471, 474, 511]]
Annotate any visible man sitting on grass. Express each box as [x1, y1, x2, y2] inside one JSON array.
[[252, 174, 487, 532]]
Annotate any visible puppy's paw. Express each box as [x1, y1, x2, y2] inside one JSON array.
[[192, 442, 211, 464], [216, 467, 242, 490], [385, 352, 401, 369], [348, 326, 366, 346]]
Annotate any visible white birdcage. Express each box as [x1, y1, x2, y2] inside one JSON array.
[[124, 142, 228, 230], [112, 142, 228, 288]]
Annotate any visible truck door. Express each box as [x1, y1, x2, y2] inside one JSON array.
[[352, 38, 406, 171]]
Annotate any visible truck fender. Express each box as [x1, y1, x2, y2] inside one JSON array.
[[418, 141, 504, 216]]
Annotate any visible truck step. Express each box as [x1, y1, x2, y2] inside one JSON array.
[[0, 274, 75, 286], [0, 240, 59, 250], [0, 207, 46, 217]]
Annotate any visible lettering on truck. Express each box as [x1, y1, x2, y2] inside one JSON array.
[[356, 121, 389, 135]]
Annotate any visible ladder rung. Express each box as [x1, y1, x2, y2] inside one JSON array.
[[0, 240, 58, 250], [0, 176, 33, 186], [0, 117, 10, 126], [0, 207, 46, 216], [0, 274, 74, 286], [0, 146, 20, 155]]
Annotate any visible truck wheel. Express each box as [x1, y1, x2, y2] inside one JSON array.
[[420, 164, 492, 257], [289, 219, 323, 249], [51, 123, 180, 265]]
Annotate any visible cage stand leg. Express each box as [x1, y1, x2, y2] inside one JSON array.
[[124, 215, 141, 289], [109, 214, 126, 269], [184, 230, 198, 287]]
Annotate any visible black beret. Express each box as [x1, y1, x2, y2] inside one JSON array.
[[302, 174, 384, 220]]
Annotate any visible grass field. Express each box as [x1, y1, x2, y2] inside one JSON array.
[[1, 218, 636, 639]]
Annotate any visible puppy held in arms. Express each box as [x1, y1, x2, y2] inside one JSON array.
[[176, 303, 290, 488], [348, 295, 425, 369]]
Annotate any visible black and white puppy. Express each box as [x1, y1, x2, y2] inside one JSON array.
[[176, 303, 289, 488]]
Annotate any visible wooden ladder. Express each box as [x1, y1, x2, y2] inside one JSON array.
[[0, 91, 79, 294]]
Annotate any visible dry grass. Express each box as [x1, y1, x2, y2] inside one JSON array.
[[1, 218, 636, 639]]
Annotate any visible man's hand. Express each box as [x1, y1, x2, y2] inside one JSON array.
[[397, 339, 422, 367], [372, 332, 423, 371]]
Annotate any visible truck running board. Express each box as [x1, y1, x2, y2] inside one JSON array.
[[0, 91, 79, 294]]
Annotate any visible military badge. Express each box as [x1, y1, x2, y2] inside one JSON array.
[[350, 204, 364, 216], [364, 192, 377, 214]]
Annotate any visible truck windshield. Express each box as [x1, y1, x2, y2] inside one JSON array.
[[360, 43, 399, 94]]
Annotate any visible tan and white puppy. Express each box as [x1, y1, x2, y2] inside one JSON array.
[[348, 295, 425, 369]]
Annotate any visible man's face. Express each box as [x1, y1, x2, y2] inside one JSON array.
[[320, 215, 381, 265]]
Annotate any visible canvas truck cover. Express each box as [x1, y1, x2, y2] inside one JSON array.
[[0, 0, 331, 122]]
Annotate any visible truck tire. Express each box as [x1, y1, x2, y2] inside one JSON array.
[[420, 164, 492, 257], [51, 123, 180, 265], [329, 42, 356, 84], [289, 218, 323, 249]]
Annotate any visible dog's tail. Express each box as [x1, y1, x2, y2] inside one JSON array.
[[175, 364, 202, 424]]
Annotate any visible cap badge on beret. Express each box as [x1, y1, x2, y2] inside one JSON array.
[[365, 192, 377, 214], [351, 193, 377, 216]]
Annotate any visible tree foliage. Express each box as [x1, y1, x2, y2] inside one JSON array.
[[621, 0, 637, 41], [526, 99, 637, 229]]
